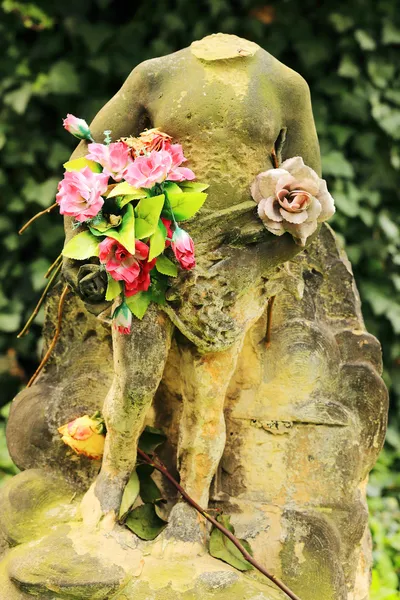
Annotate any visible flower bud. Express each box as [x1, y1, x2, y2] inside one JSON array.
[[171, 226, 196, 270], [63, 114, 93, 141], [58, 414, 105, 460], [113, 302, 132, 334]]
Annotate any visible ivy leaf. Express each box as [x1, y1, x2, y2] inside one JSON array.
[[119, 470, 140, 521], [165, 191, 207, 221], [100, 204, 135, 254], [125, 291, 152, 319], [137, 467, 164, 504], [62, 230, 100, 260], [155, 255, 178, 277], [106, 276, 122, 301], [125, 503, 167, 540], [209, 514, 254, 572], [63, 157, 102, 173], [107, 182, 148, 199], [135, 194, 165, 239], [177, 181, 209, 193], [149, 220, 167, 261], [138, 426, 167, 454]]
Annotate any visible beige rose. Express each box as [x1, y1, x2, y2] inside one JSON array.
[[251, 156, 335, 246]]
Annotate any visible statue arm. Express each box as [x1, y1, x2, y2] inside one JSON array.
[[62, 64, 151, 306], [280, 73, 321, 176]]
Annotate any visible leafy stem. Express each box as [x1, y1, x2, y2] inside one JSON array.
[[137, 447, 302, 600]]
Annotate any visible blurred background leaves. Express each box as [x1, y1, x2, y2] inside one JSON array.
[[0, 0, 399, 595]]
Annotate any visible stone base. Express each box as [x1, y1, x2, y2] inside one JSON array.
[[0, 470, 286, 600]]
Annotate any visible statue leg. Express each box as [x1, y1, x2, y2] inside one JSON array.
[[177, 342, 243, 507], [154, 339, 244, 556], [81, 305, 173, 529]]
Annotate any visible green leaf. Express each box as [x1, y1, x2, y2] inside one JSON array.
[[135, 194, 165, 239], [102, 204, 135, 254], [62, 230, 100, 260], [209, 515, 254, 572], [107, 182, 148, 199], [354, 30, 376, 51], [47, 60, 79, 94], [322, 151, 354, 178], [138, 426, 167, 454], [177, 181, 209, 193], [338, 55, 360, 79], [119, 470, 140, 520], [106, 276, 122, 301], [166, 191, 207, 221], [63, 157, 102, 173], [382, 20, 400, 45], [117, 194, 142, 209], [164, 181, 183, 194], [3, 83, 32, 115], [125, 291, 152, 319], [137, 467, 164, 504], [155, 255, 178, 277], [149, 220, 167, 261], [125, 503, 167, 540]]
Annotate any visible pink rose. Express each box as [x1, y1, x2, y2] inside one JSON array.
[[113, 302, 132, 335], [171, 226, 196, 270], [125, 150, 173, 189], [164, 143, 196, 182], [86, 141, 133, 181], [56, 167, 109, 222], [99, 238, 149, 285], [62, 114, 93, 141]]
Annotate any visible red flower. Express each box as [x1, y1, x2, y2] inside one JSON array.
[[124, 257, 156, 297], [98, 238, 149, 285], [171, 227, 196, 270]]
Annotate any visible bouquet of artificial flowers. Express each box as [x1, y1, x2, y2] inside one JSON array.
[[59, 115, 208, 334]]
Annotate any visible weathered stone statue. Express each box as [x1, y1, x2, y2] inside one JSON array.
[[1, 34, 388, 600]]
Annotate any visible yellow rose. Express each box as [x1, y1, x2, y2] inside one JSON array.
[[58, 414, 105, 460]]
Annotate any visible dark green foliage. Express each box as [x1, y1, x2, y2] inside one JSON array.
[[0, 0, 399, 593]]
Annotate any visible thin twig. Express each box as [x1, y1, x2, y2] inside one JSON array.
[[265, 295, 276, 348], [26, 284, 69, 387], [271, 147, 279, 169], [137, 448, 302, 600], [18, 202, 58, 235], [17, 262, 63, 338], [45, 253, 62, 279]]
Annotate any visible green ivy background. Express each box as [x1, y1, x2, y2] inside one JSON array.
[[0, 1, 399, 596]]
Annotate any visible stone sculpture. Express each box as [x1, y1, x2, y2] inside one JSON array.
[[0, 33, 388, 600]]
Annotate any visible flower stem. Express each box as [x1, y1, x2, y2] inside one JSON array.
[[137, 448, 302, 600], [26, 284, 69, 387], [18, 203, 58, 235], [164, 190, 178, 228], [17, 262, 62, 338]]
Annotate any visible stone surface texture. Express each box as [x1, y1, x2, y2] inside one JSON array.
[[2, 33, 387, 600]]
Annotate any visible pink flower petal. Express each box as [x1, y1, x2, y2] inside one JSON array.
[[279, 208, 309, 224], [262, 196, 283, 222]]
